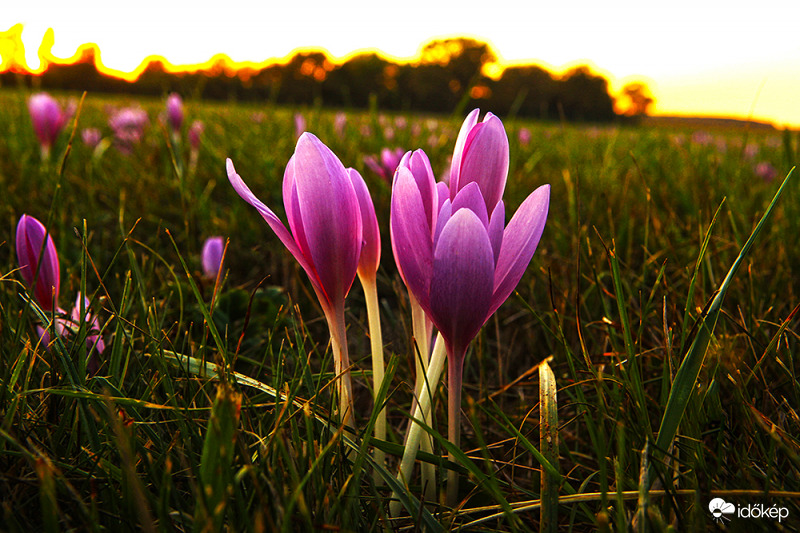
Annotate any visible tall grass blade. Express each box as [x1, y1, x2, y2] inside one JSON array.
[[654, 167, 795, 464]]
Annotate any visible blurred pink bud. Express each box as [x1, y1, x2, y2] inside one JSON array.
[[188, 120, 204, 151], [28, 92, 72, 153], [202, 236, 225, 279], [166, 93, 184, 133], [334, 112, 347, 138], [81, 128, 102, 149], [294, 113, 306, 140], [16, 214, 60, 312], [364, 147, 405, 183], [755, 161, 777, 182], [518, 127, 532, 145], [108, 107, 149, 152]]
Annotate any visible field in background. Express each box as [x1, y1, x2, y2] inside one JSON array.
[[1, 89, 799, 531]]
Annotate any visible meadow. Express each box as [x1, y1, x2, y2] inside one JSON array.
[[1, 88, 799, 532]]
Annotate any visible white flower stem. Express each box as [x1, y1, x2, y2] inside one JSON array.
[[359, 275, 386, 483], [390, 333, 446, 517]]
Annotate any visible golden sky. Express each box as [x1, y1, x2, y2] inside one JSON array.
[[4, 0, 799, 127]]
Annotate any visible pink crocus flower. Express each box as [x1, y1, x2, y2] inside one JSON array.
[[201, 236, 225, 280], [28, 92, 73, 159], [16, 214, 60, 312], [334, 112, 347, 138], [755, 161, 778, 182], [364, 147, 405, 183], [518, 127, 532, 146], [391, 109, 550, 503], [36, 293, 105, 373], [81, 128, 102, 149], [188, 120, 204, 151], [294, 113, 306, 140], [227, 133, 363, 423], [108, 107, 149, 153], [166, 93, 184, 134]]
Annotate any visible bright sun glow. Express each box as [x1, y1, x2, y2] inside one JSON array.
[[4, 0, 800, 127]]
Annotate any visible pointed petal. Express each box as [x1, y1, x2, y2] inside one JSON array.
[[488, 201, 505, 265], [226, 158, 317, 283], [490, 184, 550, 316], [449, 108, 480, 197], [292, 133, 362, 304], [451, 181, 489, 230], [349, 168, 381, 277], [16, 214, 60, 311], [435, 181, 449, 214], [390, 167, 434, 311], [399, 149, 437, 232], [429, 209, 495, 359], [457, 113, 509, 212]]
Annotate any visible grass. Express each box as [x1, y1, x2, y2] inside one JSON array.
[[1, 87, 799, 531]]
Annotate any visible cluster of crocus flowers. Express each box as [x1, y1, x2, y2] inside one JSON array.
[[28, 92, 75, 161], [16, 215, 105, 373], [364, 147, 405, 183], [228, 109, 549, 510], [391, 109, 550, 506]]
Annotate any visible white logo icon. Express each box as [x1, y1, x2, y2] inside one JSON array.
[[709, 498, 736, 523]]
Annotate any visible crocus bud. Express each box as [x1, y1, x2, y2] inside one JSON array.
[[16, 214, 60, 312], [166, 93, 184, 133], [201, 236, 225, 280], [82, 128, 102, 149], [188, 120, 204, 151], [28, 92, 71, 157]]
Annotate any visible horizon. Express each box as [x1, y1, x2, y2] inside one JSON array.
[[3, 0, 799, 128]]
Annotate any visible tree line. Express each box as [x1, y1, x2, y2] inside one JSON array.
[[3, 36, 652, 121]]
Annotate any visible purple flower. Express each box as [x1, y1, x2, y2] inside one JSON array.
[[364, 147, 405, 183], [227, 133, 363, 422], [518, 127, 532, 146], [16, 214, 60, 312], [81, 128, 102, 149], [108, 107, 149, 153], [294, 113, 306, 140], [755, 161, 778, 182], [188, 120, 204, 151], [449, 108, 509, 215], [28, 93, 73, 156], [350, 170, 380, 280], [334, 112, 347, 138], [166, 93, 184, 133], [37, 293, 105, 373], [201, 236, 225, 280], [390, 110, 549, 499]]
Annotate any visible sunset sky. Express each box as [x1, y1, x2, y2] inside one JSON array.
[[5, 0, 799, 127]]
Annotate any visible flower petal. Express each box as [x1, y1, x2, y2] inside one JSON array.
[[226, 158, 316, 282], [488, 200, 505, 265], [449, 108, 480, 195], [349, 168, 381, 277], [451, 181, 489, 230], [399, 149, 437, 233], [390, 167, 434, 311], [429, 208, 495, 359], [490, 184, 550, 316], [16, 214, 60, 311], [457, 113, 509, 212], [292, 133, 362, 305]]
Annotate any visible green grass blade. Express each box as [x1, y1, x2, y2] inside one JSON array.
[[654, 167, 795, 461]]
